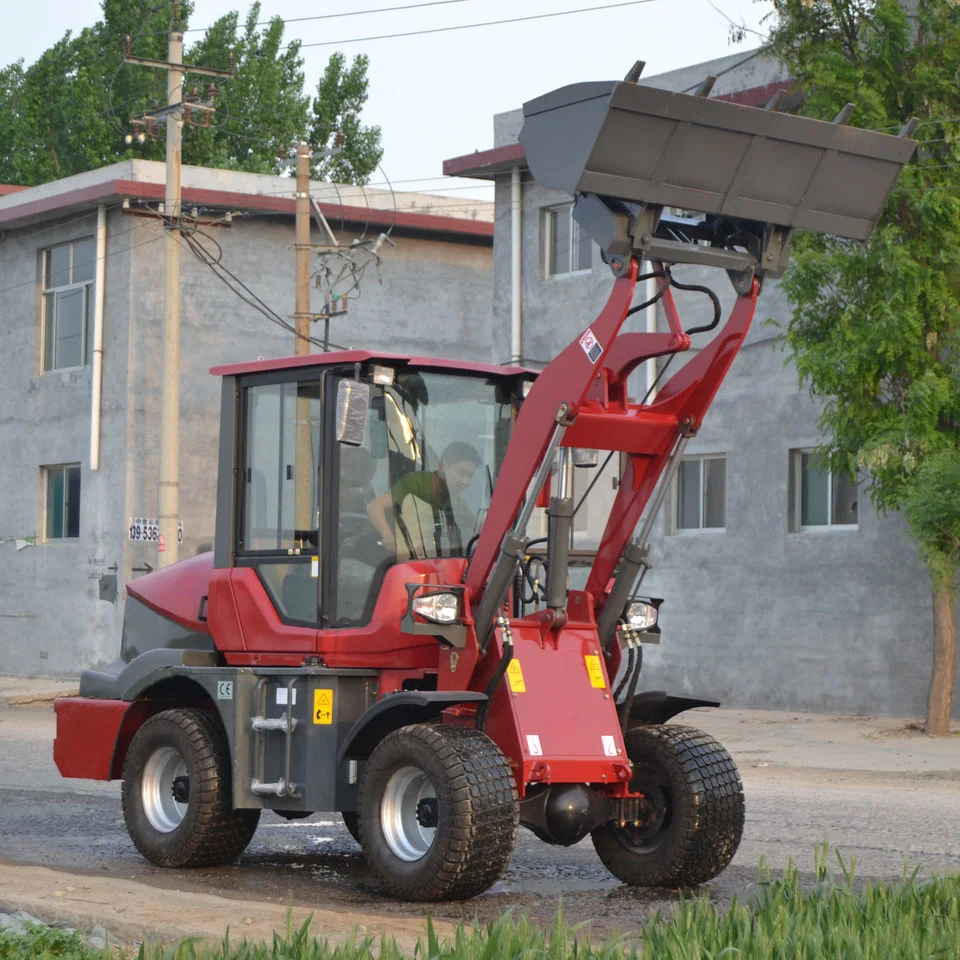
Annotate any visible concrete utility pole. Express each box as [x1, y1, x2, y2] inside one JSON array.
[[124, 2, 233, 567], [294, 141, 312, 356]]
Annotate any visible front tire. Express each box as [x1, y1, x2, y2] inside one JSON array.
[[121, 707, 260, 867], [357, 723, 518, 900], [592, 724, 744, 887]]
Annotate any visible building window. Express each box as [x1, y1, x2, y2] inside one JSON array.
[[789, 449, 857, 529], [543, 203, 592, 277], [42, 237, 96, 371], [676, 456, 726, 530], [43, 464, 81, 540]]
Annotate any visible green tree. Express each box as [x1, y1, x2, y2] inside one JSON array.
[[761, 0, 960, 733], [309, 52, 383, 184], [0, 0, 381, 186]]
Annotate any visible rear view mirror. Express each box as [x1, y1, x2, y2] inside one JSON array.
[[336, 380, 370, 447]]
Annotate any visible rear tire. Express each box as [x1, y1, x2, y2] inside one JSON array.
[[592, 724, 743, 887], [357, 723, 518, 900], [121, 707, 260, 867]]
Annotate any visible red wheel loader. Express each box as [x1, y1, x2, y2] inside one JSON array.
[[54, 69, 916, 900]]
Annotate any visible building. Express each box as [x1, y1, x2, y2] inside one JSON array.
[[0, 160, 494, 675], [443, 51, 960, 718]]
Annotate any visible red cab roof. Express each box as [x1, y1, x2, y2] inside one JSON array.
[[210, 349, 533, 379]]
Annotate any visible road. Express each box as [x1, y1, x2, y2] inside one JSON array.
[[1, 704, 958, 940]]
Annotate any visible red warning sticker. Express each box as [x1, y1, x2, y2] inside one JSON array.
[[579, 327, 602, 363]]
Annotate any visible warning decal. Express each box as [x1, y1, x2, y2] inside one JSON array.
[[579, 328, 603, 364], [313, 688, 334, 725], [584, 654, 606, 689], [506, 659, 526, 693], [526, 734, 543, 756], [602, 735, 618, 757]]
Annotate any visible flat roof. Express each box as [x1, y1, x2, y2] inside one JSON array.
[[0, 160, 494, 242], [211, 348, 532, 379]]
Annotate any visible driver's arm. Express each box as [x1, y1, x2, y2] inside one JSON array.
[[366, 491, 397, 551]]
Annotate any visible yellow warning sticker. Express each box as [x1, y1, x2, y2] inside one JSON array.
[[584, 654, 606, 689], [313, 688, 334, 724], [506, 659, 526, 693]]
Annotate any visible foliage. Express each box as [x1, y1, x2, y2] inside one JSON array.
[[0, 0, 381, 186], [760, 1, 960, 593], [4, 853, 960, 959]]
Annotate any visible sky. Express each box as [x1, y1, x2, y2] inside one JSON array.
[[1, 0, 775, 205]]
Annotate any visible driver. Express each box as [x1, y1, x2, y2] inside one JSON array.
[[366, 441, 482, 555]]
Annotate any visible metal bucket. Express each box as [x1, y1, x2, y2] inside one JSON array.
[[519, 81, 916, 241]]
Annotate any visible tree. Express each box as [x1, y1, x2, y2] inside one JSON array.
[[309, 52, 383, 184], [0, 0, 381, 186], [760, 0, 960, 733]]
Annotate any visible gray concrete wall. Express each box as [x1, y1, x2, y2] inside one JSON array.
[[493, 161, 959, 719], [0, 202, 492, 675], [0, 207, 132, 676]]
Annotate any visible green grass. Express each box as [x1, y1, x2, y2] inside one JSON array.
[[3, 852, 960, 960]]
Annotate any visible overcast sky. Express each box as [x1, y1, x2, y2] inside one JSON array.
[[2, 0, 775, 204]]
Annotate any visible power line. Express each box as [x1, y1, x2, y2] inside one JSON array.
[[182, 0, 481, 34], [296, 0, 663, 48]]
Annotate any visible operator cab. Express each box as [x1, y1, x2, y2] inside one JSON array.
[[211, 352, 531, 631]]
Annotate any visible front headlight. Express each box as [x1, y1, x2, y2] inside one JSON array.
[[625, 599, 661, 632], [412, 591, 461, 624]]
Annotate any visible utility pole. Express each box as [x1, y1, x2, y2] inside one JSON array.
[[124, 2, 232, 567], [295, 142, 312, 357]]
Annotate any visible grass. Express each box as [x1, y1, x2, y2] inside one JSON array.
[[2, 850, 960, 959]]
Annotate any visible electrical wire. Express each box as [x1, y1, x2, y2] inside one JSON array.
[[297, 0, 663, 48]]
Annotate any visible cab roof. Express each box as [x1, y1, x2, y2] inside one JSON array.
[[211, 349, 534, 379]]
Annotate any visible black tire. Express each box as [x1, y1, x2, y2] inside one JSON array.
[[121, 707, 260, 868], [592, 724, 744, 887], [357, 723, 518, 900]]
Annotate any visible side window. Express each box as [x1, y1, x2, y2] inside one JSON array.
[[240, 379, 322, 624], [675, 455, 726, 531], [41, 238, 95, 372], [788, 449, 858, 530]]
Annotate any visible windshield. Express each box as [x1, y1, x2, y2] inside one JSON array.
[[333, 370, 517, 624]]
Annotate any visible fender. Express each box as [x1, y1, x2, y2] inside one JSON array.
[[78, 649, 220, 701], [627, 690, 720, 725], [338, 691, 488, 761]]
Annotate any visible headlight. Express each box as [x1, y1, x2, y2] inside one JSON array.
[[625, 599, 660, 632], [412, 592, 460, 624]]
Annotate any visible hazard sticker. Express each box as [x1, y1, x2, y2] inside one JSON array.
[[602, 735, 618, 757], [584, 654, 606, 689], [579, 327, 603, 364], [526, 734, 543, 756], [506, 659, 526, 693], [313, 688, 333, 724]]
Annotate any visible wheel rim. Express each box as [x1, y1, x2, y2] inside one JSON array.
[[380, 764, 437, 861], [141, 746, 189, 833], [617, 766, 671, 854]]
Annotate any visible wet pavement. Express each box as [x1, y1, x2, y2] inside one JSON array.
[[2, 702, 959, 938]]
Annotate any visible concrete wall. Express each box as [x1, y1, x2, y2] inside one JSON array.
[[0, 201, 492, 674], [0, 207, 132, 675], [487, 110, 959, 719]]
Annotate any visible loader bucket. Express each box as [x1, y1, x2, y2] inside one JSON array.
[[519, 80, 917, 241]]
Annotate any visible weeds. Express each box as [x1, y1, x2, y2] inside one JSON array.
[[3, 850, 960, 960]]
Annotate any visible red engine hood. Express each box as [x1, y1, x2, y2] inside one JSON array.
[[126, 552, 214, 634]]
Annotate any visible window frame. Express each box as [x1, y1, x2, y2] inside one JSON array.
[[41, 238, 95, 373], [790, 448, 858, 532], [674, 454, 727, 533], [542, 203, 592, 279], [41, 463, 82, 542]]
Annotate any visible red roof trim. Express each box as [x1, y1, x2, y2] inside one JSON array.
[[442, 143, 527, 179], [715, 79, 796, 108], [0, 185, 28, 196], [0, 176, 493, 240], [211, 348, 532, 379]]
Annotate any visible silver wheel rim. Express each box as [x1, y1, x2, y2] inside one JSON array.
[[141, 746, 189, 833], [380, 765, 437, 861]]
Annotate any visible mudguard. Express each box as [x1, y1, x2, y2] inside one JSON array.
[[338, 691, 488, 760], [626, 690, 720, 725]]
